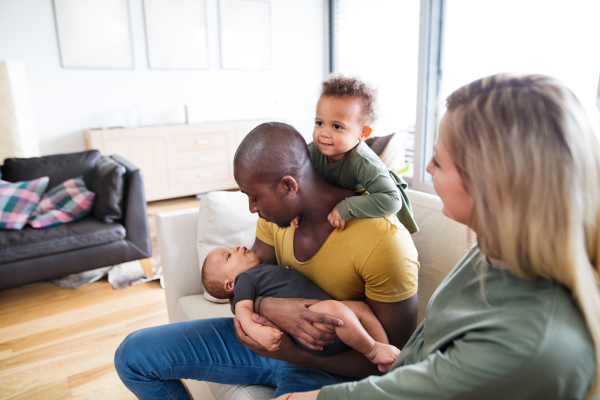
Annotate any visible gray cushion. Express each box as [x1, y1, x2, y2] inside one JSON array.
[[0, 216, 126, 264], [90, 156, 126, 223]]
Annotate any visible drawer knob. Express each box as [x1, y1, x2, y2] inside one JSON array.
[[197, 157, 210, 161], [196, 140, 209, 145], [198, 173, 211, 178]]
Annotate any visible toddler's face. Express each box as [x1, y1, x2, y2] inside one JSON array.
[[206, 246, 260, 284], [313, 96, 369, 163]]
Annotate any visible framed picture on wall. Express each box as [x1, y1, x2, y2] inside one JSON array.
[[218, 0, 271, 70], [143, 0, 209, 70], [52, 0, 134, 69]]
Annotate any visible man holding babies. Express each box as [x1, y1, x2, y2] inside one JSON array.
[[115, 75, 419, 399]]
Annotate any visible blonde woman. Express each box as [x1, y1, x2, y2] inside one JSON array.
[[268, 74, 600, 399]]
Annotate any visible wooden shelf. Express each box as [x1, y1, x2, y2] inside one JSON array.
[[85, 120, 274, 201]]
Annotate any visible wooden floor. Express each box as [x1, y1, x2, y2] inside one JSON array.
[[0, 195, 203, 400], [0, 279, 168, 400]]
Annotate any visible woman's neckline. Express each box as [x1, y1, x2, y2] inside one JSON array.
[[485, 255, 508, 270]]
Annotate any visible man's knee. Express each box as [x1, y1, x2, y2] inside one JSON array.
[[114, 329, 151, 378]]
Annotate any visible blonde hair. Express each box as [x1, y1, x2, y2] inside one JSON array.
[[445, 73, 600, 396]]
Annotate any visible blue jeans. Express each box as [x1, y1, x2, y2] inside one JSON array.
[[114, 318, 355, 399]]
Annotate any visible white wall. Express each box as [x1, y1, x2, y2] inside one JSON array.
[[0, 0, 326, 156]]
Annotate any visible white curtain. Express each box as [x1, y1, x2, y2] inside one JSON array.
[[0, 61, 40, 164]]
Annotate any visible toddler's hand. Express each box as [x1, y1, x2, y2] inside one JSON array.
[[327, 207, 345, 232], [292, 216, 299, 228], [256, 325, 284, 351]]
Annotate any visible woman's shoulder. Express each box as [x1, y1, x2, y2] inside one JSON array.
[[468, 256, 594, 388], [433, 249, 594, 364], [483, 280, 595, 397], [428, 252, 595, 396]]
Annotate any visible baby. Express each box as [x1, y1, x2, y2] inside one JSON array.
[[304, 73, 418, 234], [201, 245, 401, 372]]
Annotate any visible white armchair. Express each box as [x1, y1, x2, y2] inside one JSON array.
[[157, 189, 472, 400]]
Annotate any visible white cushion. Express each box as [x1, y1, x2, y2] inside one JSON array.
[[197, 191, 259, 303], [178, 294, 233, 320]]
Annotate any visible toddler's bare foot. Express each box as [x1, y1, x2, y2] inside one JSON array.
[[365, 342, 400, 372], [378, 362, 394, 373]]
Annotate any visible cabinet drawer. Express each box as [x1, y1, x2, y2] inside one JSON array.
[[175, 148, 228, 170], [175, 132, 228, 152], [175, 165, 230, 186]]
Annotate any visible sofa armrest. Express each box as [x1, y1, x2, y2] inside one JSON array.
[[156, 207, 202, 323], [110, 155, 151, 258]]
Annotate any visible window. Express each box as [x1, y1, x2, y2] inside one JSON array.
[[332, 0, 600, 193], [331, 0, 421, 177]]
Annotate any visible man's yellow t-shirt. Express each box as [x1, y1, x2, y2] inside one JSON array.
[[256, 215, 419, 303]]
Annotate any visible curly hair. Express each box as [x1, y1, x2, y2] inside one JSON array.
[[201, 255, 232, 299], [320, 73, 378, 125]]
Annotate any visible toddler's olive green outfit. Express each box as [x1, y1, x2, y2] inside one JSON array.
[[308, 141, 418, 234]]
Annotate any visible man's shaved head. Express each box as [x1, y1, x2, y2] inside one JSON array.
[[234, 122, 312, 187]]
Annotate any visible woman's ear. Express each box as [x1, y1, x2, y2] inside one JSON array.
[[278, 175, 299, 197], [360, 126, 373, 141]]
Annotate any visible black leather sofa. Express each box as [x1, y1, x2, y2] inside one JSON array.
[[0, 150, 151, 290]]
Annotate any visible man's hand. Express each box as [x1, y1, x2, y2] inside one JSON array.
[[261, 298, 343, 351], [327, 206, 345, 232]]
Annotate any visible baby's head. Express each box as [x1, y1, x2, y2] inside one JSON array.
[[314, 74, 378, 163], [201, 246, 260, 299]]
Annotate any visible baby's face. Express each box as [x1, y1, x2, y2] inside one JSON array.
[[206, 246, 260, 283], [313, 96, 368, 163]]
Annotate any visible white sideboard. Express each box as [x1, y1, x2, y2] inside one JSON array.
[[85, 120, 275, 201]]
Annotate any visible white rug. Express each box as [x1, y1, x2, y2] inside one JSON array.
[[50, 213, 162, 290]]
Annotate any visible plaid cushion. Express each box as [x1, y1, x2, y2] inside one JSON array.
[[29, 177, 96, 229], [0, 177, 50, 230]]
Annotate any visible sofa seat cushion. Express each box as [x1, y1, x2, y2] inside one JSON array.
[[178, 294, 233, 321], [0, 216, 126, 264]]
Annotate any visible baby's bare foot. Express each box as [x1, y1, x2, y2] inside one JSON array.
[[366, 342, 400, 372]]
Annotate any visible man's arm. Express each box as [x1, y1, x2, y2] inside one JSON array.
[[237, 295, 418, 379], [304, 295, 417, 377], [366, 294, 418, 349]]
